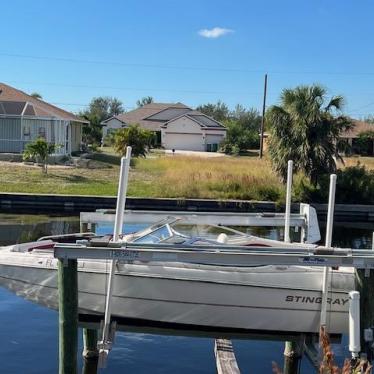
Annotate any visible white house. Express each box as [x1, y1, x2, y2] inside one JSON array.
[[161, 111, 226, 151], [0, 83, 88, 155], [101, 102, 226, 151]]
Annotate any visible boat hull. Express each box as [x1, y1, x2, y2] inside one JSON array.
[[0, 251, 354, 335]]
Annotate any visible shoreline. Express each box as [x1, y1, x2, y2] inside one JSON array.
[[0, 192, 372, 222]]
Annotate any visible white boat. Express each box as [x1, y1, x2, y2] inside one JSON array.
[[0, 219, 354, 336]]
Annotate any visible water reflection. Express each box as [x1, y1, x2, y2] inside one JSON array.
[[0, 214, 372, 373], [0, 213, 80, 246]]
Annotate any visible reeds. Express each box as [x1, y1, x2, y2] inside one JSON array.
[[272, 327, 372, 374]]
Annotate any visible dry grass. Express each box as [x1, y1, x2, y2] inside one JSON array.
[[130, 155, 284, 200], [341, 156, 374, 170]]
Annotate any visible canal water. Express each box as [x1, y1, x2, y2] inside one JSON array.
[[0, 213, 372, 373]]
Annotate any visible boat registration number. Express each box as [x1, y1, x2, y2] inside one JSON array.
[[112, 250, 140, 260]]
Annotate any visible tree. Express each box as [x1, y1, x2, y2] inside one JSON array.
[[266, 84, 353, 185], [355, 130, 374, 156], [113, 124, 153, 157], [79, 97, 125, 145], [220, 108, 261, 154], [30, 92, 42, 99], [136, 96, 154, 107], [196, 100, 230, 122], [23, 138, 59, 174]]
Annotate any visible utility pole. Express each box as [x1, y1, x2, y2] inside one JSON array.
[[259, 73, 268, 159]]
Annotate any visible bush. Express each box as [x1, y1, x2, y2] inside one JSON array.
[[293, 165, 374, 204], [219, 143, 240, 155], [355, 131, 374, 156], [113, 124, 153, 157], [23, 138, 59, 174], [219, 119, 259, 155], [336, 165, 374, 204]]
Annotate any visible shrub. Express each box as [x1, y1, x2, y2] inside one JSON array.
[[113, 124, 153, 157], [293, 165, 374, 204], [220, 119, 259, 155], [336, 165, 374, 204], [355, 131, 374, 156], [23, 138, 59, 174]]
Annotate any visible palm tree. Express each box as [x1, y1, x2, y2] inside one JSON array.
[[266, 85, 353, 185], [136, 96, 154, 107], [30, 92, 42, 99], [23, 138, 59, 174]]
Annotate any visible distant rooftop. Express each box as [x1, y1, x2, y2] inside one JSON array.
[[340, 120, 374, 138], [0, 83, 88, 123], [102, 102, 226, 131], [103, 102, 192, 131]]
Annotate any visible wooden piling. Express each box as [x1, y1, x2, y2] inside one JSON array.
[[83, 328, 99, 360], [82, 357, 98, 374], [283, 341, 302, 374], [58, 259, 78, 374]]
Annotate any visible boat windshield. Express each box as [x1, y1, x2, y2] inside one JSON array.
[[132, 224, 173, 244]]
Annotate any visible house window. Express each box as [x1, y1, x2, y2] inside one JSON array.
[[38, 127, 46, 138], [23, 126, 30, 137]]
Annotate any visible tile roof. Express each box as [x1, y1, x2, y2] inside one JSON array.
[[0, 82, 88, 123], [105, 102, 191, 131], [340, 120, 374, 138]]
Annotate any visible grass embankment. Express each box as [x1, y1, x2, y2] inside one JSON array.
[[0, 151, 372, 200], [129, 156, 284, 200], [0, 162, 120, 195], [0, 153, 284, 200]]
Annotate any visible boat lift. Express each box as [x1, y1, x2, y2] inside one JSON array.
[[54, 150, 368, 372]]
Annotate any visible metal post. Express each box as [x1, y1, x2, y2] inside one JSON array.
[[283, 160, 298, 371], [320, 174, 337, 328], [259, 73, 268, 159], [58, 259, 78, 374], [356, 233, 374, 363], [349, 291, 361, 359], [98, 146, 132, 366], [284, 160, 293, 243]]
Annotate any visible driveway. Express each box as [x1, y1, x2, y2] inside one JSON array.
[[164, 150, 226, 158]]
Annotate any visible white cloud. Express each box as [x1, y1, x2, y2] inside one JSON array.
[[198, 27, 234, 39]]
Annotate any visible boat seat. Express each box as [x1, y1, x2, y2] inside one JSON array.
[[89, 235, 113, 247]]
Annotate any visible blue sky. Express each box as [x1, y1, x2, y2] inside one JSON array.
[[2, 0, 374, 117]]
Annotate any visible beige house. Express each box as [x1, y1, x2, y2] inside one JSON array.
[[101, 102, 226, 151], [339, 120, 374, 155], [161, 111, 226, 151], [0, 83, 88, 155]]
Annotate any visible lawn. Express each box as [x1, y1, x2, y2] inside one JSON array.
[[0, 150, 372, 201]]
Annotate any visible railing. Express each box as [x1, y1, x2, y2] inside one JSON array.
[[0, 139, 30, 153]]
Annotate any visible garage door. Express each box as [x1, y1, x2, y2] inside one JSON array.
[[165, 133, 204, 151]]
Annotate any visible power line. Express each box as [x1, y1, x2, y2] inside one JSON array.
[[4, 80, 263, 96], [3, 52, 374, 76]]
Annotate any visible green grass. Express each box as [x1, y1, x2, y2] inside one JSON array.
[[0, 151, 372, 201]]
